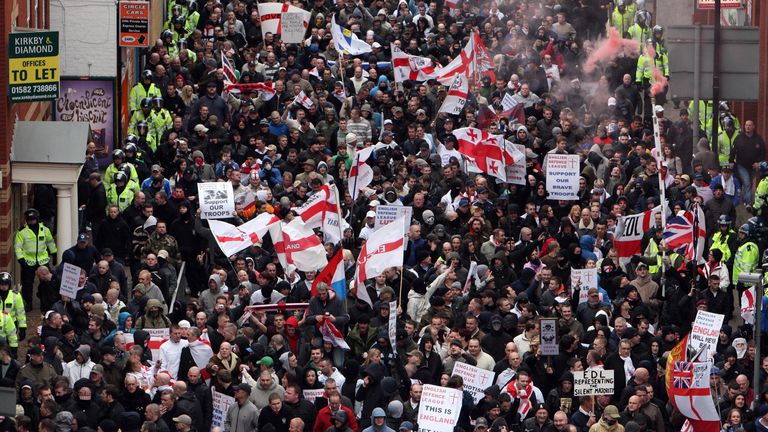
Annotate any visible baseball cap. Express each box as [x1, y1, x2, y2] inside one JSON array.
[[193, 124, 209, 133], [603, 405, 620, 419], [151, 164, 162, 172], [475, 418, 489, 429], [77, 233, 88, 243], [399, 422, 414, 431], [366, 210, 376, 218], [173, 415, 192, 425], [233, 383, 252, 393], [91, 364, 105, 375], [157, 250, 169, 260], [256, 356, 274, 367], [29, 346, 43, 355], [178, 320, 191, 328]]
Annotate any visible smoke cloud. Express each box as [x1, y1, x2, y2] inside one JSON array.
[[583, 28, 641, 74]]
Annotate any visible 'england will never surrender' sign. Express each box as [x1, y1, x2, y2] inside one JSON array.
[[418, 384, 462, 432], [573, 369, 615, 396]]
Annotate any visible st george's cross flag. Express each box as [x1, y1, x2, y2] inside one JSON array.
[[295, 183, 345, 245], [209, 213, 280, 256], [665, 335, 720, 432], [319, 320, 350, 349], [257, 3, 311, 44], [269, 218, 327, 272], [348, 146, 376, 200], [391, 45, 440, 83], [436, 31, 494, 85], [354, 216, 406, 307], [223, 82, 276, 100], [452, 127, 524, 182], [293, 90, 314, 109]]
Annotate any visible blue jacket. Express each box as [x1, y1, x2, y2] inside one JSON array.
[[710, 174, 742, 205], [579, 235, 599, 262], [141, 177, 172, 197], [259, 157, 283, 186]]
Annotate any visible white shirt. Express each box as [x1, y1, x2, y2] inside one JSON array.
[[319, 367, 346, 389], [64, 359, 95, 386], [159, 338, 189, 379], [473, 351, 496, 371]]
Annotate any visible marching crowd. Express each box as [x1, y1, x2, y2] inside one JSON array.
[[5, 0, 768, 432]]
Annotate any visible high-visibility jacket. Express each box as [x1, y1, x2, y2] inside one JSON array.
[[128, 83, 161, 113], [186, 12, 200, 34], [733, 241, 759, 285], [0, 312, 18, 349], [652, 41, 669, 77], [718, 129, 739, 167], [611, 7, 633, 37], [635, 53, 654, 84], [107, 185, 136, 212], [710, 230, 735, 264], [689, 100, 714, 141], [128, 110, 157, 137], [14, 223, 56, 266], [1, 290, 26, 330], [754, 177, 768, 214], [150, 108, 173, 145], [627, 24, 652, 46], [644, 238, 662, 275], [104, 162, 139, 190]]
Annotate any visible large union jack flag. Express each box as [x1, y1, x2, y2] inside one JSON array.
[[663, 205, 706, 262], [672, 361, 694, 389]]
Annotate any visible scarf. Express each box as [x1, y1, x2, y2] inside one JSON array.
[[218, 352, 239, 373], [507, 380, 534, 418], [723, 175, 736, 196]]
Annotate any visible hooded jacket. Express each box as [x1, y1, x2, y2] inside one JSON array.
[[362, 408, 396, 432], [200, 274, 223, 315], [136, 298, 171, 329], [64, 345, 95, 384]]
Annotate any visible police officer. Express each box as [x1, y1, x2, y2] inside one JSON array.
[[709, 215, 737, 268], [718, 118, 739, 168], [107, 172, 136, 213], [13, 209, 56, 310], [129, 70, 161, 114], [610, 0, 633, 37], [125, 142, 151, 182], [0, 274, 19, 357], [733, 223, 759, 294], [129, 98, 156, 138], [150, 96, 173, 147], [105, 150, 139, 190], [753, 162, 768, 224], [627, 11, 652, 46]]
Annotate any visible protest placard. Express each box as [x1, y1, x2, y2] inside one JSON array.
[[504, 143, 527, 185], [145, 328, 170, 362], [212, 387, 236, 428], [572, 268, 599, 303], [375, 205, 412, 241], [573, 369, 615, 396], [545, 154, 580, 200], [451, 362, 495, 403], [418, 384, 463, 432], [303, 389, 325, 403], [689, 310, 724, 360], [280, 12, 307, 43], [389, 301, 398, 348], [59, 263, 81, 298], [539, 318, 559, 356], [198, 182, 235, 219]]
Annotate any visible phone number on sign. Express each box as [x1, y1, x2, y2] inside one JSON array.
[[10, 84, 58, 94]]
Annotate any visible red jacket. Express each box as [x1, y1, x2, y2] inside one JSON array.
[[314, 405, 358, 432]]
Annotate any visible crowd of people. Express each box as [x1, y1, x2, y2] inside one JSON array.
[[5, 0, 768, 432]]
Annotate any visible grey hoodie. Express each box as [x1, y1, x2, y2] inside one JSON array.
[[199, 274, 223, 315]]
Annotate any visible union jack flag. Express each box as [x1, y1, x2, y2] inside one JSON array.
[[672, 361, 694, 389], [663, 205, 706, 262]]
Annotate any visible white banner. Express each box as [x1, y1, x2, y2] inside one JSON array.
[[451, 362, 494, 403], [503, 143, 526, 185], [303, 388, 325, 403], [690, 310, 724, 360], [573, 369, 615, 396], [59, 263, 81, 298], [389, 300, 398, 349], [545, 154, 580, 200], [198, 182, 235, 219], [417, 384, 462, 432], [146, 328, 170, 363], [280, 12, 308, 44], [212, 387, 236, 428], [539, 318, 559, 356], [572, 268, 599, 303]]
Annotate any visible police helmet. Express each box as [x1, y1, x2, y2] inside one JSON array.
[[175, 0, 188, 5], [653, 25, 663, 34], [760, 161, 768, 175], [125, 134, 139, 145], [121, 163, 133, 178], [24, 208, 40, 220], [141, 70, 153, 80], [635, 11, 648, 23], [125, 143, 138, 154], [114, 171, 128, 184], [152, 96, 164, 108], [137, 122, 149, 135], [174, 16, 186, 26], [739, 223, 753, 236], [719, 101, 730, 111], [161, 30, 173, 41], [0, 273, 11, 286], [112, 149, 125, 160], [188, 1, 197, 12], [717, 215, 732, 226], [140, 98, 152, 109]]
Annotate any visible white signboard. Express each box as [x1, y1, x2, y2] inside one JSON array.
[[280, 12, 307, 44], [573, 369, 615, 396], [545, 154, 580, 200], [389, 301, 398, 349], [59, 263, 81, 298], [198, 182, 235, 219], [504, 143, 527, 185], [375, 205, 412, 239], [211, 387, 236, 428], [572, 268, 599, 303], [539, 318, 559, 356], [303, 388, 325, 403], [417, 384, 463, 432], [690, 310, 725, 360], [451, 362, 495, 403]]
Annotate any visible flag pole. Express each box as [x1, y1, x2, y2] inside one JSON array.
[[348, 152, 362, 228], [332, 184, 350, 313], [651, 96, 668, 296]]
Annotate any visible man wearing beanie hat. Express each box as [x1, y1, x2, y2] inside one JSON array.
[[348, 314, 378, 361]]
